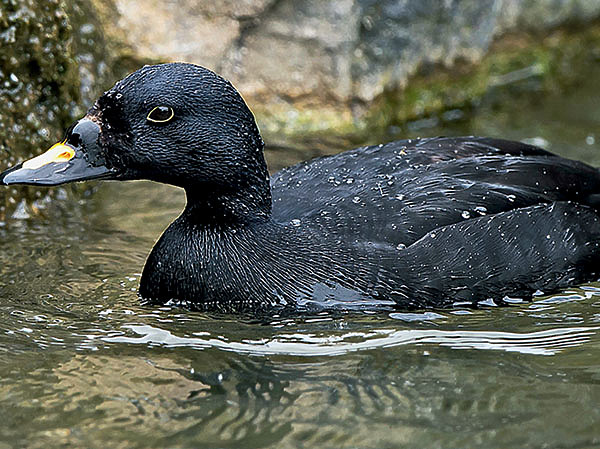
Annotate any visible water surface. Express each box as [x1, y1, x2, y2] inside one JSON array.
[[1, 70, 600, 448]]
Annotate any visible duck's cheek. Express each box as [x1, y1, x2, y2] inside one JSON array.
[[0, 119, 119, 186]]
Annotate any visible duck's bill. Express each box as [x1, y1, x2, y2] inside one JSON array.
[[0, 119, 116, 186]]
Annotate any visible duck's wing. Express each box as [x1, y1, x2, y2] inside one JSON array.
[[387, 202, 600, 307], [271, 137, 554, 224], [272, 136, 553, 200], [271, 137, 600, 246]]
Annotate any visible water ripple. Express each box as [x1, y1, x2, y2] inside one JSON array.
[[102, 324, 600, 356]]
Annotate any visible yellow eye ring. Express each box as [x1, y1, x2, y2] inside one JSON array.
[[147, 106, 174, 123]]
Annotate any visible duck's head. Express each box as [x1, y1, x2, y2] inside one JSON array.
[[1, 63, 268, 205]]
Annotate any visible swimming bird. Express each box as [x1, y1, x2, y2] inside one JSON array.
[[2, 62, 600, 313]]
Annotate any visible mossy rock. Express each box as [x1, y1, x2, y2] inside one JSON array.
[[0, 0, 126, 219], [257, 24, 600, 146]]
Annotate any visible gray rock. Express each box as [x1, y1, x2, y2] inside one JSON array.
[[221, 0, 361, 101], [352, 0, 600, 100], [101, 0, 600, 136], [353, 0, 502, 100]]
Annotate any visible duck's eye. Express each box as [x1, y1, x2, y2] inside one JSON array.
[[147, 106, 174, 123]]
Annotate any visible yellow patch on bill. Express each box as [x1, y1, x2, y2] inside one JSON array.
[[22, 142, 75, 170]]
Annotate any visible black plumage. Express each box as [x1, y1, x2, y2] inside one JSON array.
[[3, 62, 600, 313]]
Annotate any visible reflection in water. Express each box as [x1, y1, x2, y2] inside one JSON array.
[[104, 322, 599, 356], [2, 308, 600, 449], [2, 268, 600, 449]]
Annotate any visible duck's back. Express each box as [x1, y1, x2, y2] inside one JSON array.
[[271, 137, 600, 248], [265, 137, 600, 307]]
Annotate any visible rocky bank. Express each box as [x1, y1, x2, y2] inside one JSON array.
[[101, 0, 600, 138]]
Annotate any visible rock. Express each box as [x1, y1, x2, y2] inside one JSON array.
[[0, 0, 78, 170], [109, 0, 242, 69], [222, 0, 360, 101], [6, 0, 600, 158], [96, 0, 600, 138], [353, 0, 600, 100], [353, 0, 502, 100], [0, 0, 119, 217]]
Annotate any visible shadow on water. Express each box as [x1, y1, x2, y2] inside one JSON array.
[[2, 69, 600, 448]]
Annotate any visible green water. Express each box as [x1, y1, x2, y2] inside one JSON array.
[[1, 71, 600, 448]]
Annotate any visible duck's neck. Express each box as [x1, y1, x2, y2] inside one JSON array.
[[184, 168, 272, 226], [140, 180, 283, 311]]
